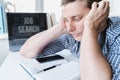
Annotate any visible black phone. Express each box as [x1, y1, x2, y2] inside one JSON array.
[[36, 55, 64, 63]]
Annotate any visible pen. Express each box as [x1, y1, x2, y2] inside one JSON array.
[[36, 64, 61, 73]]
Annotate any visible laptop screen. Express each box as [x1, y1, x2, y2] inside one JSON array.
[[7, 13, 48, 40]]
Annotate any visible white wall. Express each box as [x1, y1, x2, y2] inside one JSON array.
[[44, 0, 61, 22], [4, 0, 36, 12], [35, 0, 43, 12], [0, 39, 9, 66], [0, 0, 3, 3], [2, 0, 120, 16], [3, 0, 43, 12], [110, 0, 120, 16]]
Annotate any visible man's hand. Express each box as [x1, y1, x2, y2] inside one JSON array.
[[80, 1, 111, 80], [84, 0, 110, 34], [56, 17, 67, 34]]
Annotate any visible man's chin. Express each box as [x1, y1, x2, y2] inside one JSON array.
[[73, 36, 82, 41]]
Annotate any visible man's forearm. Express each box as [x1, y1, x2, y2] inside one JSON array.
[[80, 27, 112, 80], [20, 25, 64, 58]]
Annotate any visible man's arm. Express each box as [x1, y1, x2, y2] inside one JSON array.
[[20, 18, 67, 58], [80, 1, 112, 80]]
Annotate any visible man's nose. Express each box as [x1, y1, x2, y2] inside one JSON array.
[[67, 21, 75, 32]]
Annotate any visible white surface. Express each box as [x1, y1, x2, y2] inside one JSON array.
[[20, 58, 67, 75], [4, 0, 36, 12], [0, 50, 79, 80], [0, 52, 33, 80], [35, 61, 80, 80], [0, 38, 9, 65], [0, 0, 4, 3], [110, 0, 120, 16]]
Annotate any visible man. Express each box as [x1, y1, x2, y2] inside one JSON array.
[[20, 0, 120, 80]]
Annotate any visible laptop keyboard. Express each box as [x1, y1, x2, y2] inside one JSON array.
[[10, 39, 26, 46]]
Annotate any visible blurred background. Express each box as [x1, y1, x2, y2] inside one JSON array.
[[1, 0, 119, 22]]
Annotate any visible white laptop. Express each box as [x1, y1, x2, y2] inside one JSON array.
[[6, 13, 48, 52]]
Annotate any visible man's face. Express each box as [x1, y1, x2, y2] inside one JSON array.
[[62, 1, 90, 41]]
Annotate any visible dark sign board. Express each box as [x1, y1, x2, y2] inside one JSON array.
[[7, 13, 48, 40]]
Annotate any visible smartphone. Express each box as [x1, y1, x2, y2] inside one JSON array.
[[36, 55, 64, 63]]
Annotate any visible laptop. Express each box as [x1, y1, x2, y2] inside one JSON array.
[[6, 13, 48, 52]]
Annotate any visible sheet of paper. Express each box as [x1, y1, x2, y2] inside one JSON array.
[[35, 61, 80, 80], [20, 57, 67, 75]]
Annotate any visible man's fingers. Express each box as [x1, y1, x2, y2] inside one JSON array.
[[91, 2, 98, 10], [98, 1, 106, 9], [104, 1, 110, 12], [103, 1, 110, 17], [97, 0, 110, 17]]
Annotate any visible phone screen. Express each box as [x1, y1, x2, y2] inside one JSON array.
[[36, 55, 64, 63]]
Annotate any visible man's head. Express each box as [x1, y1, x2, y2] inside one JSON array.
[[61, 0, 102, 8], [61, 0, 102, 41]]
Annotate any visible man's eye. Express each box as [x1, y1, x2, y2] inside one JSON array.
[[73, 17, 82, 21]]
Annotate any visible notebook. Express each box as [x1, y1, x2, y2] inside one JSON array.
[[6, 13, 48, 51], [20, 54, 80, 80], [34, 61, 80, 80]]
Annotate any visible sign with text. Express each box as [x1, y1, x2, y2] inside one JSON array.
[[7, 13, 48, 39]]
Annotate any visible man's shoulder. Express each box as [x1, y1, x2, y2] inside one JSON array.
[[107, 16, 120, 34], [109, 16, 120, 26], [109, 16, 120, 22], [109, 16, 120, 25], [106, 16, 120, 46]]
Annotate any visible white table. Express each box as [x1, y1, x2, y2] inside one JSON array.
[[0, 52, 33, 80], [0, 50, 78, 80], [0, 38, 9, 65]]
